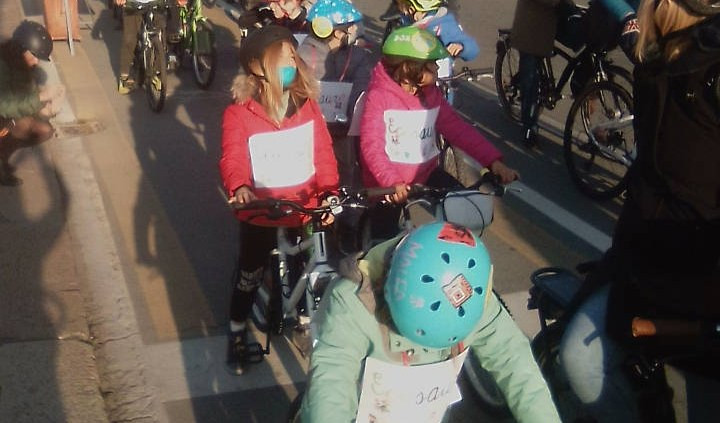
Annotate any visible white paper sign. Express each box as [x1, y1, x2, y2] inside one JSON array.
[[248, 122, 314, 188], [356, 349, 468, 423], [383, 107, 441, 164], [318, 81, 353, 123], [436, 57, 453, 79]]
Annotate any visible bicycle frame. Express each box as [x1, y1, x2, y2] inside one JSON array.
[[179, 0, 208, 49]]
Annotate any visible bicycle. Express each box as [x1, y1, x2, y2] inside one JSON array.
[[527, 266, 720, 422], [230, 186, 393, 362], [127, 0, 169, 112], [495, 25, 635, 200], [172, 0, 217, 89]]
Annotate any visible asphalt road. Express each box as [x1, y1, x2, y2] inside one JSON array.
[[68, 0, 628, 421]]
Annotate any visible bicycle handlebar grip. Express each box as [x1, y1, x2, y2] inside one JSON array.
[[362, 187, 398, 198], [631, 317, 703, 338]]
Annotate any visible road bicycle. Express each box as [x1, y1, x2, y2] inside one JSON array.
[[494, 25, 632, 125], [230, 186, 393, 362], [127, 0, 169, 112], [527, 265, 720, 422], [173, 0, 217, 89], [495, 27, 635, 200]]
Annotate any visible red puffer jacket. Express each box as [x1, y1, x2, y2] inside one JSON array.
[[220, 97, 339, 227]]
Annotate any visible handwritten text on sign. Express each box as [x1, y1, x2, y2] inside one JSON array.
[[356, 349, 467, 423], [318, 81, 353, 123]]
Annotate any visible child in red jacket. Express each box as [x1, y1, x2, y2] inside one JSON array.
[[219, 25, 339, 375]]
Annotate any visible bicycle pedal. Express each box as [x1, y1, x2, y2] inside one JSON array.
[[243, 342, 266, 364]]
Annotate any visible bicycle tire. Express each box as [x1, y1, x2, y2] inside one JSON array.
[[531, 323, 585, 421], [563, 80, 634, 200], [144, 34, 167, 112], [605, 64, 633, 95], [459, 349, 512, 417], [494, 39, 522, 123], [191, 20, 217, 89]]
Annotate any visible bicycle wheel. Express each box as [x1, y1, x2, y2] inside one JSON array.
[[531, 323, 585, 421], [459, 349, 512, 417], [494, 39, 522, 123], [191, 20, 217, 89], [563, 80, 635, 200], [144, 34, 167, 112]]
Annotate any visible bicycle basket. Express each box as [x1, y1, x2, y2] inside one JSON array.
[[438, 191, 494, 233]]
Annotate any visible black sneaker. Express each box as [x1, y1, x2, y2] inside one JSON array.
[[226, 329, 249, 375], [522, 126, 538, 148], [226, 328, 264, 375]]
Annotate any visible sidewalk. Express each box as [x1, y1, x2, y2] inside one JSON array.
[[0, 1, 108, 422]]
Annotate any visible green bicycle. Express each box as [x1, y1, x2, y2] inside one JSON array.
[[175, 0, 217, 89]]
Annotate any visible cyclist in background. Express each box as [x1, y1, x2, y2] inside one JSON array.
[[358, 26, 517, 239], [301, 222, 561, 422], [393, 0, 479, 61], [0, 21, 58, 186], [297, 0, 376, 186], [114, 0, 184, 93], [232, 0, 308, 33], [510, 0, 562, 147], [219, 25, 338, 375], [559, 1, 720, 421]]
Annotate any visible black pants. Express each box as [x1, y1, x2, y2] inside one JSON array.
[[229, 222, 302, 322]]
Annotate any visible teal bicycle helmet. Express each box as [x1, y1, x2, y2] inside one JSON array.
[[306, 0, 363, 38], [385, 222, 492, 349], [382, 25, 449, 61]]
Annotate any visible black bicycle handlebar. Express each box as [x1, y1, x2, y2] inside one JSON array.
[[407, 171, 509, 200]]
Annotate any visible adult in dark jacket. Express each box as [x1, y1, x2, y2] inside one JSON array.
[[510, 0, 561, 146], [559, 1, 720, 422], [0, 21, 56, 186]]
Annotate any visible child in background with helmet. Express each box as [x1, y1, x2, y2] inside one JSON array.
[[219, 25, 339, 375], [297, 0, 376, 187], [359, 27, 517, 238], [0, 20, 60, 186], [300, 222, 561, 422], [394, 0, 479, 61]]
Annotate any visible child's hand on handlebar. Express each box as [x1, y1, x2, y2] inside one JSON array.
[[230, 186, 256, 205], [489, 161, 520, 184], [387, 183, 410, 204], [319, 198, 336, 226]]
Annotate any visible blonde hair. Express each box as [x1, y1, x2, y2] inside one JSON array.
[[636, 0, 708, 62], [233, 40, 318, 123]]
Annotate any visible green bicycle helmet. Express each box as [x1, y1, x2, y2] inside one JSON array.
[[382, 26, 449, 61], [402, 0, 444, 12], [384, 222, 492, 349]]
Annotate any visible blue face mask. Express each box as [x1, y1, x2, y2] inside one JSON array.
[[279, 66, 297, 89]]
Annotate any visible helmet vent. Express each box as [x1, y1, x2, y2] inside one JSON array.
[[441, 252, 450, 264], [416, 329, 426, 336], [449, 336, 458, 343], [421, 275, 434, 283], [430, 301, 441, 311], [468, 259, 476, 268], [474, 286, 484, 295], [457, 306, 465, 317]]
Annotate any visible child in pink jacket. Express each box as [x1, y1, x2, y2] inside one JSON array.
[[359, 26, 517, 205]]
